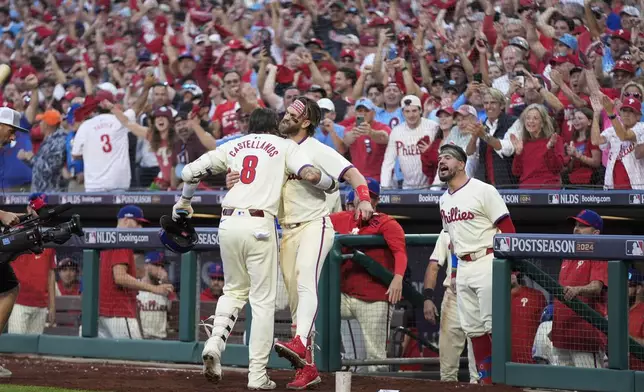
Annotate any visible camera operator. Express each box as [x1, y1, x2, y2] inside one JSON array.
[[7, 193, 57, 335], [0, 107, 32, 378]]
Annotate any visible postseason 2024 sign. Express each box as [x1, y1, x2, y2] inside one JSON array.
[[3, 190, 644, 207], [493, 234, 644, 260]]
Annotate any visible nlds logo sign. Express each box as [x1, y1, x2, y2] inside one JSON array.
[[548, 194, 580, 204], [84, 230, 117, 244]]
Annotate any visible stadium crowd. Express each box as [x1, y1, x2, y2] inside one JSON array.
[[1, 0, 644, 193], [2, 0, 644, 384]]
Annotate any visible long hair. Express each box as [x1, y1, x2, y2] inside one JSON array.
[[248, 107, 279, 134], [520, 104, 555, 140], [294, 96, 322, 137], [149, 116, 176, 151], [571, 107, 593, 143]]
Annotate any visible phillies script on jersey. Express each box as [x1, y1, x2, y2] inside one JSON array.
[[228, 139, 280, 158], [440, 207, 475, 223]]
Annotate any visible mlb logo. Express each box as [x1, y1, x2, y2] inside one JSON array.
[[495, 236, 511, 252], [2, 238, 10, 245], [626, 240, 644, 256], [630, 194, 642, 205], [85, 231, 97, 244], [114, 195, 123, 204], [548, 194, 560, 204]]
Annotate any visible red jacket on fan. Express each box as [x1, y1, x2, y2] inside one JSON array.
[[512, 136, 567, 189], [12, 249, 56, 308], [419, 135, 442, 180], [98, 249, 138, 318], [511, 286, 547, 363], [330, 211, 407, 302]]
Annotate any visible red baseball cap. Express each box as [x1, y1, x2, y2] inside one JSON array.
[[612, 29, 632, 43], [436, 107, 455, 116], [613, 60, 635, 74], [340, 49, 356, 59], [621, 97, 642, 114]]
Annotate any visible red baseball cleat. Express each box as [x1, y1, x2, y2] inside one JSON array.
[[275, 336, 307, 368], [286, 364, 321, 390]]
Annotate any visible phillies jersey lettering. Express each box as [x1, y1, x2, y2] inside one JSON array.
[[439, 178, 509, 258], [600, 124, 644, 190], [441, 207, 475, 223], [228, 139, 279, 158], [381, 118, 439, 189]]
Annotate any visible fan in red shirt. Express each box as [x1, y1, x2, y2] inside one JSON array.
[[628, 270, 644, 371], [563, 108, 601, 187], [212, 71, 263, 138], [550, 210, 607, 368], [511, 271, 547, 363], [511, 104, 567, 189], [55, 258, 81, 296], [330, 178, 406, 372], [341, 99, 391, 181], [200, 262, 225, 302], [7, 193, 56, 335], [97, 205, 174, 339]]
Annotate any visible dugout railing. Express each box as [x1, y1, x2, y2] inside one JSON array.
[[0, 229, 445, 374], [492, 233, 644, 392]]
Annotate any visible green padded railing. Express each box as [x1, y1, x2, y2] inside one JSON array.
[[323, 234, 439, 371]]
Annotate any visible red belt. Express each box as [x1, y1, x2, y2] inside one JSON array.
[[222, 208, 265, 218], [461, 248, 494, 262]]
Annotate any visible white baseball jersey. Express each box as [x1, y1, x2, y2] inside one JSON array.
[[381, 118, 439, 189], [429, 230, 455, 288], [72, 112, 133, 191], [439, 178, 509, 258], [197, 133, 314, 217], [279, 136, 352, 224], [326, 191, 342, 213], [137, 290, 171, 339], [600, 122, 644, 190]]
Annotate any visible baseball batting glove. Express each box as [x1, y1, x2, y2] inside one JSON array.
[[172, 197, 194, 220]]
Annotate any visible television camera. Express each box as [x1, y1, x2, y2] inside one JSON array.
[[0, 203, 84, 264]]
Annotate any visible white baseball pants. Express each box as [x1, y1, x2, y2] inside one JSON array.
[[97, 317, 143, 339], [280, 217, 335, 340], [455, 253, 494, 337], [439, 288, 479, 382], [8, 304, 47, 335], [204, 210, 278, 386], [340, 293, 391, 372]]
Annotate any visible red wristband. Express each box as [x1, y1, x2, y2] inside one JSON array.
[[356, 185, 371, 202]]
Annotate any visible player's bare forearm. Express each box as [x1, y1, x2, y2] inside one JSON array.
[[342, 167, 367, 189], [424, 261, 440, 290], [576, 280, 604, 297], [300, 165, 337, 192], [113, 265, 158, 293]]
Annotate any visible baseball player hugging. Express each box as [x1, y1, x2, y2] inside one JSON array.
[[435, 144, 516, 385], [176, 107, 338, 390], [226, 97, 375, 389]]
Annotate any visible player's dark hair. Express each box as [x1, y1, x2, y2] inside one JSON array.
[[248, 107, 279, 134], [295, 96, 322, 137]]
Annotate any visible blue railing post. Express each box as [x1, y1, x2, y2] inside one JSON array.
[[492, 258, 511, 384], [81, 249, 100, 338], [608, 260, 629, 370], [179, 251, 197, 342]]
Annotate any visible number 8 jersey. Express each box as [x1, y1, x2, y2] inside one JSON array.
[[72, 111, 134, 191], [198, 133, 317, 217]]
